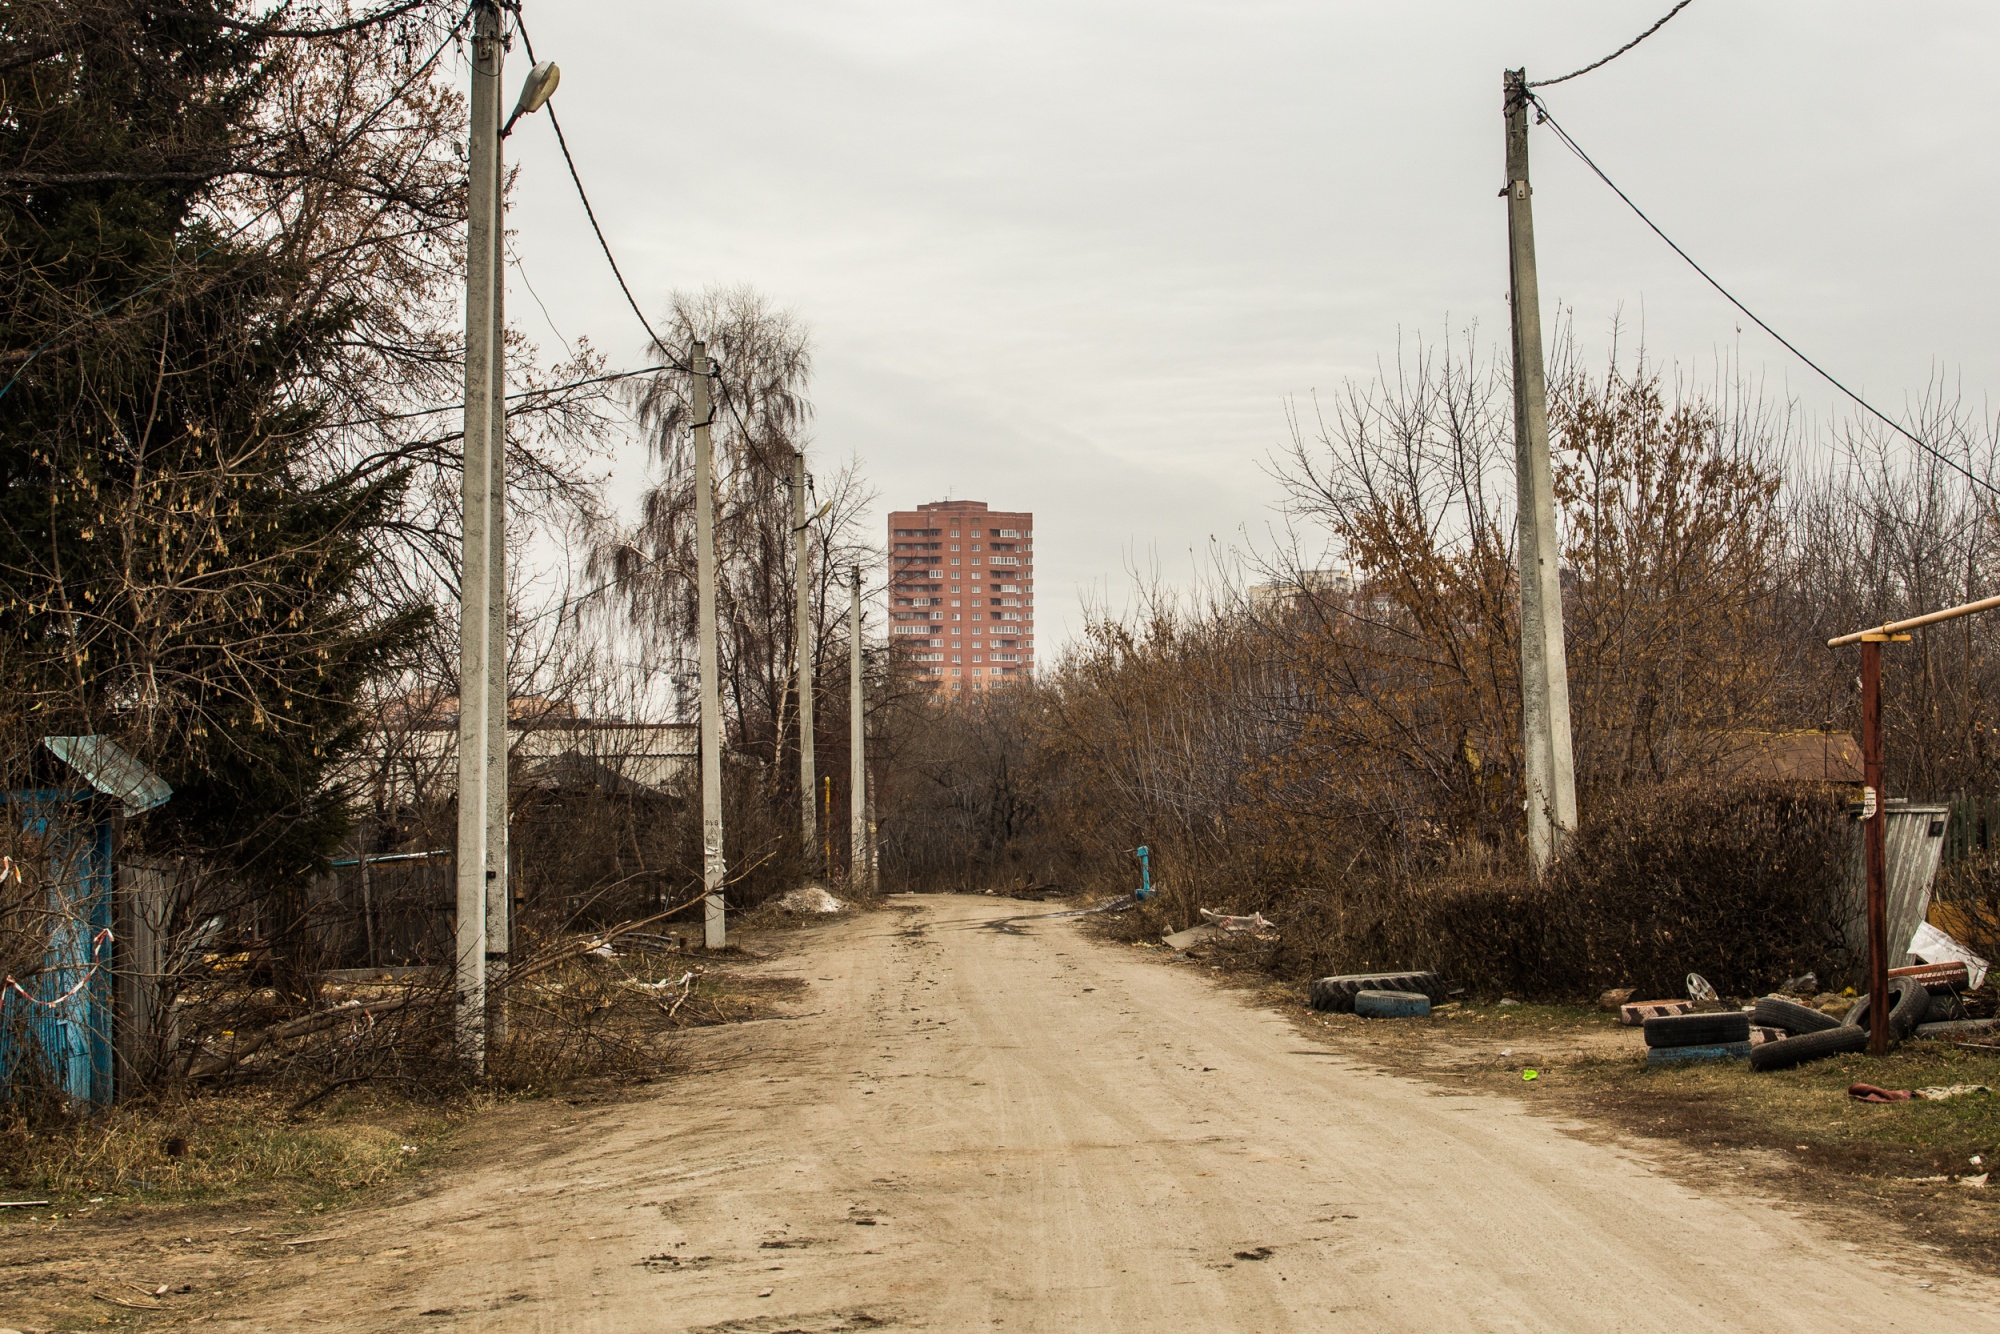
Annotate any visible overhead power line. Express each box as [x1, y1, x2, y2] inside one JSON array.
[[512, 14, 679, 371], [1527, 92, 2000, 503], [1529, 0, 1695, 89]]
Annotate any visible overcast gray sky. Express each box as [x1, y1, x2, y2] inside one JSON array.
[[497, 1, 2000, 649]]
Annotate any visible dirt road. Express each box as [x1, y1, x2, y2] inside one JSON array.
[[225, 894, 1998, 1332]]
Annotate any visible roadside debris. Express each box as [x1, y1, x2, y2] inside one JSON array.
[[1648, 1041, 1753, 1067], [1849, 1083, 1990, 1103], [1750, 974, 1940, 1072], [1353, 988, 1430, 1019], [1908, 921, 1989, 989], [1198, 908, 1277, 935], [1163, 908, 1279, 952], [777, 885, 847, 915], [1598, 988, 1635, 1009], [1642, 1009, 1752, 1066], [1308, 970, 1442, 1012], [1618, 999, 1693, 1026], [1162, 923, 1223, 951]]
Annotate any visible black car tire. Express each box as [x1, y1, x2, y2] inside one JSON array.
[[1749, 1023, 1870, 1072], [1843, 977, 1928, 1041], [1751, 995, 1844, 1035], [1643, 1011, 1752, 1048], [1308, 971, 1441, 1012]]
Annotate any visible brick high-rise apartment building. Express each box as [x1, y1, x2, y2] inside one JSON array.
[[887, 500, 1034, 691]]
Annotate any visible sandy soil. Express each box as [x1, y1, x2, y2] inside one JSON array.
[[193, 894, 2000, 1332]]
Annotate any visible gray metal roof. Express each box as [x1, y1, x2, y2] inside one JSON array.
[[41, 735, 173, 816]]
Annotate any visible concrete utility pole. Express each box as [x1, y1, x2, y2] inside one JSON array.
[[454, 0, 503, 1069], [792, 451, 817, 872], [848, 567, 866, 892], [1503, 68, 1578, 874], [695, 342, 727, 949], [481, 22, 510, 1044]]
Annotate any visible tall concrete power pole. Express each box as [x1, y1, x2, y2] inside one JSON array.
[[694, 342, 727, 949], [848, 567, 866, 892], [1503, 68, 1577, 873], [454, 0, 503, 1068], [792, 451, 817, 873], [481, 20, 510, 1042]]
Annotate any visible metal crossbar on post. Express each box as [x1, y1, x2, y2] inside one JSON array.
[[1830, 590, 2000, 1057]]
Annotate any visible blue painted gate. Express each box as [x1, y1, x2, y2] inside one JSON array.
[[1, 792, 116, 1105]]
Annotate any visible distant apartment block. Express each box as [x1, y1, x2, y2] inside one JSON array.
[[887, 499, 1034, 691]]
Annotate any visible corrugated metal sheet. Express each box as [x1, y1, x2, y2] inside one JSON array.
[[1843, 800, 1949, 983], [42, 735, 172, 816]]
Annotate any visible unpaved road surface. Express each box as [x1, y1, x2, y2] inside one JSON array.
[[223, 895, 1999, 1331]]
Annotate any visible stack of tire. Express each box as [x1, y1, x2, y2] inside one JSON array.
[[1748, 977, 1927, 1072], [1641, 1010, 1753, 1065], [1308, 970, 1442, 1012]]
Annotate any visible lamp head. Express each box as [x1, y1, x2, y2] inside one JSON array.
[[514, 61, 561, 118]]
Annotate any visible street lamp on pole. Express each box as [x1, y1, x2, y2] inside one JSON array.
[[456, 3, 560, 1070]]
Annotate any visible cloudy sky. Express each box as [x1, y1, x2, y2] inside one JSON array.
[[495, 1, 2000, 648]]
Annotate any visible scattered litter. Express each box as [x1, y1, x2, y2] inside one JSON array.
[[1647, 1042, 1751, 1067], [1198, 909, 1277, 935], [778, 885, 847, 915], [1781, 972, 1819, 995], [1888, 959, 1971, 992], [1498, 998, 1520, 1007], [1619, 999, 1693, 1027], [1162, 923, 1224, 951], [1962, 1173, 1990, 1188], [586, 942, 618, 959], [1353, 989, 1430, 1019], [1521, 1069, 1539, 1081], [1908, 921, 1989, 989], [1850, 1083, 1990, 1103], [1914, 1017, 2000, 1039], [0, 1199, 49, 1208]]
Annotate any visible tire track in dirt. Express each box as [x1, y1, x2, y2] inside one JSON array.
[[205, 894, 2000, 1332]]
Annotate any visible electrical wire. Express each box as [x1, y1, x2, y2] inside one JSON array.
[[511, 14, 680, 371], [318, 362, 668, 429], [1528, 0, 1695, 88], [1527, 92, 2000, 502]]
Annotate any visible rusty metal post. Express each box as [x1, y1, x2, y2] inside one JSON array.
[[1861, 637, 1888, 1058]]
